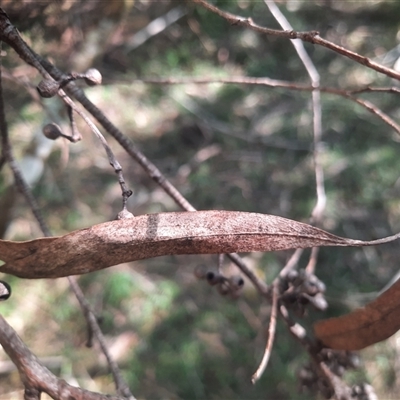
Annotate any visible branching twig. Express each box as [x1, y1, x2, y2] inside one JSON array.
[[279, 305, 353, 400], [0, 100, 135, 399], [251, 1, 326, 382], [264, 1, 326, 277], [0, 14, 135, 398], [68, 276, 136, 400], [0, 5, 269, 295], [0, 8, 268, 395], [66, 105, 82, 143], [37, 57, 270, 295], [305, 247, 319, 275], [132, 76, 400, 136], [278, 248, 303, 278], [0, 10, 132, 213], [192, 0, 400, 81], [0, 4, 389, 397], [58, 90, 133, 211], [248, 2, 329, 385], [0, 315, 126, 400], [0, 108, 135, 400]]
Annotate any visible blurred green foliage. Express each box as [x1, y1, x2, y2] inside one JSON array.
[[2, 0, 400, 398]]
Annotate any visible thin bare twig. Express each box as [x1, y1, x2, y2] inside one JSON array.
[[305, 247, 319, 275], [248, 2, 328, 384], [217, 253, 224, 273], [264, 1, 319, 83], [264, 1, 325, 276], [349, 86, 400, 95], [318, 362, 352, 400], [132, 76, 400, 135], [66, 104, 82, 143], [68, 276, 136, 400], [251, 281, 278, 384], [132, 76, 400, 96], [58, 90, 133, 212], [251, 2, 325, 382], [279, 248, 304, 278]]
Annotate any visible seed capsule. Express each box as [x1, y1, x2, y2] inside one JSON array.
[[84, 68, 102, 86], [37, 79, 60, 98], [42, 123, 63, 140], [0, 281, 11, 301]]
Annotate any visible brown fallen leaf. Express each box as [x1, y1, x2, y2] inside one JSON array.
[[0, 210, 399, 279], [314, 278, 400, 350]]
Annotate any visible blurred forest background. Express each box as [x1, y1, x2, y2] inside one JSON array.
[[1, 0, 400, 398]]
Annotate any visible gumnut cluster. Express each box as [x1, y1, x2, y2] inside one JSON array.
[[37, 68, 102, 98], [298, 349, 366, 399], [279, 269, 327, 316], [194, 264, 244, 298]]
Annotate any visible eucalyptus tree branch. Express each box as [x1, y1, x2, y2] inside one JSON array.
[[0, 9, 132, 213], [0, 10, 52, 79], [0, 9, 269, 393], [192, 0, 400, 81], [33, 55, 269, 294], [0, 13, 134, 396]]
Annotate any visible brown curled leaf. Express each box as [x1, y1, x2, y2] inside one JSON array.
[[0, 210, 399, 279], [314, 279, 400, 350]]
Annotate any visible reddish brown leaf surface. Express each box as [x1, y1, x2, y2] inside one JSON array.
[[314, 279, 400, 350], [0, 210, 399, 279]]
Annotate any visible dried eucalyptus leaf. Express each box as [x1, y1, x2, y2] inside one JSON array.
[[0, 210, 399, 279], [314, 278, 400, 350]]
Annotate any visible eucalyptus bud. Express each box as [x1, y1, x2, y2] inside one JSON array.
[[117, 209, 134, 220], [37, 79, 60, 98], [206, 271, 223, 286], [42, 123, 63, 140], [194, 264, 207, 279], [217, 282, 230, 296], [307, 293, 328, 311], [0, 281, 11, 301], [84, 68, 102, 86], [229, 275, 244, 290]]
